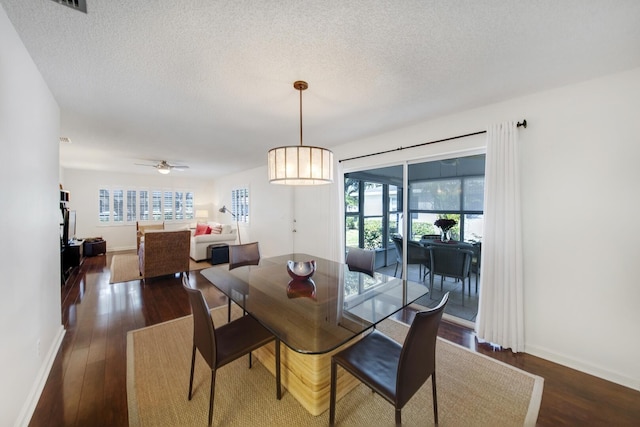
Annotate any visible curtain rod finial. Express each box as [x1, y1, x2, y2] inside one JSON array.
[[517, 119, 527, 128]]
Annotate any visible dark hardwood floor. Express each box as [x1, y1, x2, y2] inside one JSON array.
[[29, 253, 640, 426]]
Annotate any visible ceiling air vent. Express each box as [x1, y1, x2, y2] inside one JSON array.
[[51, 0, 87, 14]]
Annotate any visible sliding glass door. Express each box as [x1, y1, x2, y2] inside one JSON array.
[[344, 155, 485, 324], [344, 166, 403, 270]]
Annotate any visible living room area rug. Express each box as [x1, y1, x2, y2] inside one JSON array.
[[109, 253, 211, 284], [127, 306, 544, 426]]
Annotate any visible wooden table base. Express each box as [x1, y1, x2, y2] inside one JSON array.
[[254, 336, 364, 416]]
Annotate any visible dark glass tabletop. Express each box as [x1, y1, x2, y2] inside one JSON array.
[[201, 253, 429, 354]]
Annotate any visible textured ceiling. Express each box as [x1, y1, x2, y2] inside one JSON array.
[[3, 0, 640, 177]]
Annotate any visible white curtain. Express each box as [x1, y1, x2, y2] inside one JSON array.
[[475, 121, 525, 352], [329, 161, 346, 263]]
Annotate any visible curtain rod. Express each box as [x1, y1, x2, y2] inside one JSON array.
[[338, 119, 527, 163]]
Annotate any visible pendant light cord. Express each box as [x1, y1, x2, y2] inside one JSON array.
[[299, 85, 303, 147]]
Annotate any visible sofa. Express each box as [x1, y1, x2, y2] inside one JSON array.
[[138, 229, 191, 280], [190, 222, 238, 261]]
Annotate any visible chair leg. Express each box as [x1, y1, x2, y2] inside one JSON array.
[[275, 338, 282, 400], [429, 272, 434, 299], [208, 370, 216, 427], [395, 408, 401, 426], [432, 373, 438, 425], [394, 263, 399, 277], [188, 345, 196, 400], [227, 299, 231, 323], [329, 360, 338, 425]]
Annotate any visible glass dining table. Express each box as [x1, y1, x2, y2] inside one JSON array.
[[200, 252, 429, 415]]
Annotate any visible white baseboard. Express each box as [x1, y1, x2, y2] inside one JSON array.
[[442, 312, 475, 329], [431, 318, 638, 392], [14, 325, 66, 427], [109, 245, 137, 252], [525, 343, 639, 392]]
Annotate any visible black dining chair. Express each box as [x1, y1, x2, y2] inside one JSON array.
[[226, 242, 260, 322], [428, 245, 473, 306], [182, 277, 281, 426], [228, 242, 261, 269], [329, 293, 449, 426], [345, 247, 376, 277]]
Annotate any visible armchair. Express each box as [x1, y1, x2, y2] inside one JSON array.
[[136, 221, 164, 251], [138, 230, 190, 281]]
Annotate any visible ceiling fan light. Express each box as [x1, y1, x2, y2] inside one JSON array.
[[157, 167, 171, 174]]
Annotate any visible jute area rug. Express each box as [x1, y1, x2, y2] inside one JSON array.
[[127, 306, 543, 426], [109, 253, 211, 284]]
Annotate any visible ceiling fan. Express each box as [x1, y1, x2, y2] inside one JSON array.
[[135, 160, 189, 174]]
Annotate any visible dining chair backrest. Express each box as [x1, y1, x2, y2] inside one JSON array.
[[345, 247, 376, 277], [228, 242, 260, 270], [397, 292, 449, 406], [428, 245, 473, 280], [182, 281, 217, 368]]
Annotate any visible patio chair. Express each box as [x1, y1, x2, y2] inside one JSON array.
[[471, 242, 481, 293], [428, 245, 473, 306], [391, 235, 430, 281]]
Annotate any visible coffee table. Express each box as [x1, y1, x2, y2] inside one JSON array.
[[201, 253, 428, 415]]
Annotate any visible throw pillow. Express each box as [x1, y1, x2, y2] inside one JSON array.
[[205, 226, 213, 234], [210, 225, 223, 234], [194, 223, 209, 236]]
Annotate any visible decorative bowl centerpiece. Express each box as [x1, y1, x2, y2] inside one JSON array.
[[286, 260, 316, 280]]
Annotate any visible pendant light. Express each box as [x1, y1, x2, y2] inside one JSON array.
[[268, 81, 334, 185]]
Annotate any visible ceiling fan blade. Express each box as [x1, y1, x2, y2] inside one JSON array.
[[134, 160, 189, 172]]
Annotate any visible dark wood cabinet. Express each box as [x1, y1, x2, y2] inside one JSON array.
[[62, 240, 83, 283]]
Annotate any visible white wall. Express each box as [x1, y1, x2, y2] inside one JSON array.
[[290, 67, 640, 390], [0, 6, 65, 426], [212, 167, 294, 258], [62, 169, 215, 251], [209, 69, 640, 390]]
